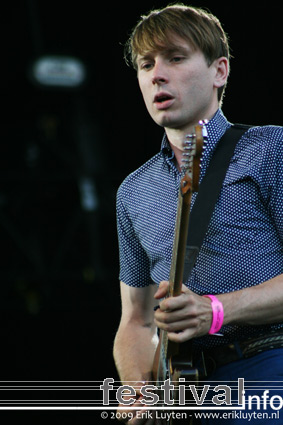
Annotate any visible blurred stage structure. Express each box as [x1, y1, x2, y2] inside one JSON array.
[[1, 2, 122, 396]]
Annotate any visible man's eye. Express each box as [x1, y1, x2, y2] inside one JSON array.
[[171, 56, 184, 63], [141, 63, 153, 70]]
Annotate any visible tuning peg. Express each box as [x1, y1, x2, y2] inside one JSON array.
[[198, 119, 208, 138]]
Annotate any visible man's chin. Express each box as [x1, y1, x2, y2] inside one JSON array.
[[153, 114, 184, 129]]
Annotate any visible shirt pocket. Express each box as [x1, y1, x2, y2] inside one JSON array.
[[204, 168, 267, 251]]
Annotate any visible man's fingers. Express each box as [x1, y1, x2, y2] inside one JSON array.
[[154, 281, 169, 300]]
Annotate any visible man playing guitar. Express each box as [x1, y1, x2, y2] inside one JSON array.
[[114, 5, 283, 424]]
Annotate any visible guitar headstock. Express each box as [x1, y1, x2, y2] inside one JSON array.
[[180, 120, 207, 199]]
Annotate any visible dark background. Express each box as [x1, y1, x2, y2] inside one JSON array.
[[1, 0, 282, 423]]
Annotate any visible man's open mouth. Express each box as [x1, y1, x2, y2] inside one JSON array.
[[154, 93, 173, 103]]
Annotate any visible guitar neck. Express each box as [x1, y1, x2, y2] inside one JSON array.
[[169, 188, 192, 297], [153, 123, 205, 384], [168, 124, 204, 297]]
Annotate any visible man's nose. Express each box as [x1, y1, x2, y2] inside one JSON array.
[[151, 60, 169, 85]]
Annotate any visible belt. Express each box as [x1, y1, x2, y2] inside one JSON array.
[[200, 330, 283, 377]]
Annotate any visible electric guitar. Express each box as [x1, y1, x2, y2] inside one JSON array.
[[152, 121, 207, 423]]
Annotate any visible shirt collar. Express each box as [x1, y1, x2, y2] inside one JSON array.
[[161, 133, 172, 156], [204, 109, 231, 151]]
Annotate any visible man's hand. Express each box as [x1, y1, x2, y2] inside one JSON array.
[[154, 281, 213, 342]]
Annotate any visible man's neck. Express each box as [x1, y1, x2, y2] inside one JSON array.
[[165, 108, 218, 169]]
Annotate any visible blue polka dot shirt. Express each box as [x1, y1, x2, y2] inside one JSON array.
[[116, 109, 283, 348]]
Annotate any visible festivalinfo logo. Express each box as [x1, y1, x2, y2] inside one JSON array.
[[100, 377, 283, 411]]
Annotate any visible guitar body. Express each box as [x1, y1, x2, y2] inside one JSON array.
[[152, 123, 206, 424], [153, 335, 198, 424], [169, 342, 199, 425]]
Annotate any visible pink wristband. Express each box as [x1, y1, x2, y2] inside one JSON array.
[[203, 295, 224, 334]]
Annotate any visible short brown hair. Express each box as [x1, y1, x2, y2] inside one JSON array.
[[124, 4, 230, 102]]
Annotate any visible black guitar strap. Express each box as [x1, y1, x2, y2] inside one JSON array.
[[182, 124, 252, 282]]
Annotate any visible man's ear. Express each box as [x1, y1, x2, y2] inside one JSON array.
[[213, 56, 229, 89]]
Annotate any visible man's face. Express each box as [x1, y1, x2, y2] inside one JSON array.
[[137, 35, 222, 132]]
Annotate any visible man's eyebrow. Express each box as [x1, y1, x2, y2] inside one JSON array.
[[164, 45, 191, 55], [137, 45, 191, 63], [137, 53, 153, 63]]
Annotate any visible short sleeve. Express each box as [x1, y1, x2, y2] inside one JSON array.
[[116, 184, 152, 287]]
